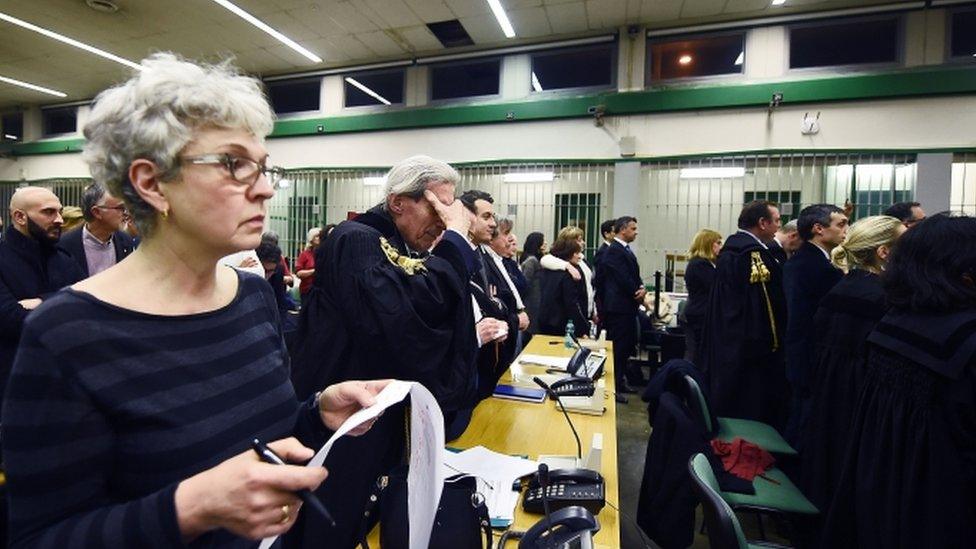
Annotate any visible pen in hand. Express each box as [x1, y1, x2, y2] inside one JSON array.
[[251, 438, 336, 528]]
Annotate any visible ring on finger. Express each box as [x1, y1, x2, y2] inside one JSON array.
[[279, 504, 290, 525]]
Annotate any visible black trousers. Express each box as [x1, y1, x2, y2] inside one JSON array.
[[603, 312, 637, 385]]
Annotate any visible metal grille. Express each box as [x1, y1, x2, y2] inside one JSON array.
[[0, 178, 92, 230], [951, 153, 976, 215], [639, 153, 916, 289], [455, 163, 614, 259]]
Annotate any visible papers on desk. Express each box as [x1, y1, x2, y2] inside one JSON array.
[[516, 353, 571, 370], [443, 446, 539, 527], [259, 381, 444, 549]]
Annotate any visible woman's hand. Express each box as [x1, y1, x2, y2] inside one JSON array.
[[318, 379, 392, 433], [174, 437, 326, 541]]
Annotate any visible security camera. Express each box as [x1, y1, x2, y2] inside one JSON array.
[[627, 25, 640, 38]]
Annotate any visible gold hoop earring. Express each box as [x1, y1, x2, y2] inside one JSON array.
[[160, 209, 169, 220]]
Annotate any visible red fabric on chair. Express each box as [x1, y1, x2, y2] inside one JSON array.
[[710, 437, 776, 481]]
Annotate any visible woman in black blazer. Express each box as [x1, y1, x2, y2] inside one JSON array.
[[537, 239, 589, 338], [682, 229, 723, 365]]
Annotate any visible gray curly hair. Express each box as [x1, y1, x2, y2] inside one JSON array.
[[82, 52, 275, 238]]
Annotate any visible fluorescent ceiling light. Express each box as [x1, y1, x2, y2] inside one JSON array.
[[734, 51, 744, 65], [345, 77, 391, 105], [772, 0, 786, 5], [0, 11, 141, 70], [503, 172, 554, 183], [680, 167, 745, 179], [486, 0, 516, 38], [4, 134, 18, 140], [531, 72, 543, 92], [363, 176, 386, 186], [0, 74, 67, 97], [678, 54, 693, 65], [208, 0, 322, 63]]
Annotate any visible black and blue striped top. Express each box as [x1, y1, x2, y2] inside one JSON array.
[[2, 271, 330, 548]]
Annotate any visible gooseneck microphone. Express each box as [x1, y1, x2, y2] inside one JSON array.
[[533, 376, 582, 461], [537, 462, 554, 547]]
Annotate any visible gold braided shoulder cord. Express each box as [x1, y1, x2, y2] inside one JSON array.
[[380, 236, 428, 275], [750, 251, 779, 352]]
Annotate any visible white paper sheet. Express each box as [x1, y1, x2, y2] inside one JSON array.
[[442, 446, 539, 523], [515, 354, 571, 370], [259, 380, 444, 549]]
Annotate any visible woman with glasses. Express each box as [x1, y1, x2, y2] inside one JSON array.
[[2, 53, 389, 548]]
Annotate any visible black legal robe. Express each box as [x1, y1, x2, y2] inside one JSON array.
[[699, 231, 788, 430], [536, 268, 588, 337], [821, 309, 976, 549], [470, 249, 519, 401], [800, 270, 887, 514], [288, 205, 478, 549]]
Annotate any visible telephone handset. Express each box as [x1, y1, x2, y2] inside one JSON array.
[[518, 506, 600, 549], [522, 468, 606, 515], [549, 376, 595, 398], [565, 347, 591, 377], [565, 343, 605, 381]]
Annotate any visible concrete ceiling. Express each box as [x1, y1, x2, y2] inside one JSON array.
[[0, 0, 911, 109]]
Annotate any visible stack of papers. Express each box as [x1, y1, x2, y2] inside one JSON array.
[[443, 446, 539, 526], [516, 353, 570, 370]]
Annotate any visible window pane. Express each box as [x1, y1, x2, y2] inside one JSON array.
[[344, 70, 405, 107], [790, 17, 899, 69], [950, 9, 976, 58], [531, 44, 615, 92], [648, 33, 744, 82], [267, 79, 321, 114], [42, 106, 77, 136], [431, 58, 501, 100], [2, 112, 23, 142]]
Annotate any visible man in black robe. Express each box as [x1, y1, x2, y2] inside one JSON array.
[[288, 155, 480, 548], [700, 200, 788, 430], [782, 204, 847, 447]]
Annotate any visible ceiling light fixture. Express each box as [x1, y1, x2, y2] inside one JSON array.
[[363, 176, 386, 186], [679, 167, 745, 179], [503, 172, 555, 183], [0, 11, 141, 70], [0, 74, 67, 97], [345, 78, 391, 105], [772, 0, 786, 5], [531, 72, 543, 92], [678, 54, 693, 65], [208, 0, 322, 63], [4, 134, 18, 140], [734, 52, 744, 65], [486, 0, 516, 39]]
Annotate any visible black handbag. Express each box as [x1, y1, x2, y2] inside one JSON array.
[[359, 469, 493, 549]]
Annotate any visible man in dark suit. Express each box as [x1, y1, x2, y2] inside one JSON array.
[[767, 219, 799, 264], [783, 203, 848, 447], [596, 215, 644, 397], [592, 218, 616, 270], [0, 187, 83, 411], [59, 184, 134, 278]]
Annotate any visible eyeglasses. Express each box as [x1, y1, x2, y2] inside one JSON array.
[[95, 204, 128, 213], [180, 153, 285, 190]]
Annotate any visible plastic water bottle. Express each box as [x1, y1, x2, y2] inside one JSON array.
[[565, 320, 575, 348]]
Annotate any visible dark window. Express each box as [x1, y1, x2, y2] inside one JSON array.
[[2, 112, 23, 142], [530, 44, 615, 92], [554, 193, 601, 262], [427, 20, 474, 48], [743, 191, 802, 224], [430, 58, 501, 100], [790, 17, 900, 69], [344, 70, 405, 107], [42, 106, 77, 136], [266, 78, 321, 114], [949, 9, 976, 58], [647, 32, 744, 82]]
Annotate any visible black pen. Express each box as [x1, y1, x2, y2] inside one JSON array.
[[251, 438, 336, 527]]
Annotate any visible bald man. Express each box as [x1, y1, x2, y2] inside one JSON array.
[[0, 187, 83, 409]]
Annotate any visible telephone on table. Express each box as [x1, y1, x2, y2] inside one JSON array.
[[518, 506, 600, 549], [522, 468, 605, 515], [549, 377, 596, 398]]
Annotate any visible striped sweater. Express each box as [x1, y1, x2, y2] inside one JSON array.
[[2, 272, 329, 548]]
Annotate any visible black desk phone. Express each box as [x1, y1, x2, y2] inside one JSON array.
[[518, 506, 600, 549], [522, 468, 606, 515], [549, 377, 595, 398], [565, 347, 605, 381]]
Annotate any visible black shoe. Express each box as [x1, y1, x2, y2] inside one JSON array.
[[617, 381, 637, 394], [615, 394, 629, 404]]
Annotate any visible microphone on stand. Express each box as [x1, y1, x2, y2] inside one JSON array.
[[533, 376, 582, 461], [537, 463, 554, 547]]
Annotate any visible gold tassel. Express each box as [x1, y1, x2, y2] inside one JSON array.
[[750, 251, 779, 352]]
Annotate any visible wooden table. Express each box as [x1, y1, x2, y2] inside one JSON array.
[[368, 335, 620, 548]]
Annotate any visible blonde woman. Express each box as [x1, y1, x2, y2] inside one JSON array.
[[800, 215, 904, 513], [682, 229, 722, 364]]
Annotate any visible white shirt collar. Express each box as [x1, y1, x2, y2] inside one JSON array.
[[812, 242, 831, 261], [613, 237, 630, 248], [736, 229, 769, 250]]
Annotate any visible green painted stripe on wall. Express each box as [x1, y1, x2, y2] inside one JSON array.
[[9, 66, 976, 156]]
